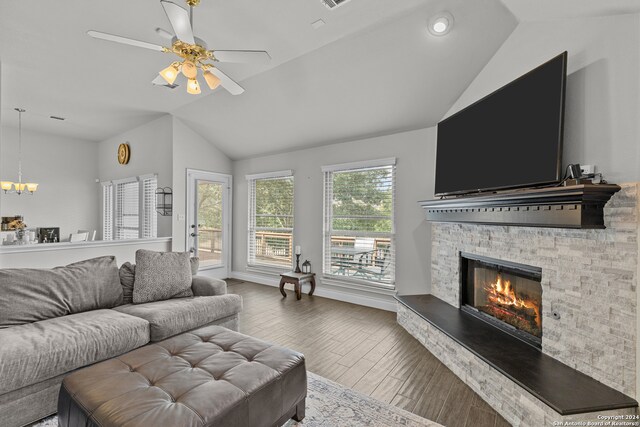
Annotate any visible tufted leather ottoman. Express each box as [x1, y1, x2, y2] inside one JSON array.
[[57, 325, 307, 427]]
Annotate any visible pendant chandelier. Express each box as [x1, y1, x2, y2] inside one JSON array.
[[1, 108, 38, 195]]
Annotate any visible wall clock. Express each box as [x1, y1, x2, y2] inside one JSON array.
[[117, 143, 130, 165]]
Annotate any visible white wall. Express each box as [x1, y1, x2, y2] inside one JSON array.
[[98, 115, 173, 238], [232, 127, 436, 302], [171, 117, 233, 252], [445, 13, 640, 183], [0, 127, 100, 239]]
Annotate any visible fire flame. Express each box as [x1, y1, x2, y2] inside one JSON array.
[[486, 275, 541, 328]]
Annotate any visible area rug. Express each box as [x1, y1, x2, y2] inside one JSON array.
[[31, 372, 440, 427]]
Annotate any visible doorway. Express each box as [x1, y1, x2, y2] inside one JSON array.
[[186, 169, 232, 279]]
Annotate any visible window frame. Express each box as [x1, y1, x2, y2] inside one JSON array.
[[246, 170, 295, 271], [101, 174, 157, 240], [322, 158, 396, 289]]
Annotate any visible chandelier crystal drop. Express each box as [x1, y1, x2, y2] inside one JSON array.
[[1, 108, 39, 195]]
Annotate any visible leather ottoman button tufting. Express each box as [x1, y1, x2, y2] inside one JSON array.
[[57, 325, 307, 427]]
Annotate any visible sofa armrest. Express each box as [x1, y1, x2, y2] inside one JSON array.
[[191, 276, 227, 296]]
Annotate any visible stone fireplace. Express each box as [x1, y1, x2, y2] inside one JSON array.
[[397, 183, 639, 426]]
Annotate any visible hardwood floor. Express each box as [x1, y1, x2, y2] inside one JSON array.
[[227, 279, 511, 427]]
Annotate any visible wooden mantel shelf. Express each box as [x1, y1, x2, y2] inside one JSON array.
[[419, 184, 621, 229]]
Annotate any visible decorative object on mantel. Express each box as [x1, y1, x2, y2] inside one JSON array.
[[87, 0, 270, 96], [1, 108, 39, 195], [117, 143, 130, 165], [302, 260, 311, 274], [419, 183, 621, 229], [155, 187, 173, 216], [294, 245, 302, 273]]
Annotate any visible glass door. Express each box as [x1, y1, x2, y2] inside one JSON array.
[[186, 170, 232, 279]]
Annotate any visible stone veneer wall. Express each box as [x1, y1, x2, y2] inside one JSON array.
[[429, 183, 638, 397]]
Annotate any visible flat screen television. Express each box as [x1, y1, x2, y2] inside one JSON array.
[[434, 52, 567, 196]]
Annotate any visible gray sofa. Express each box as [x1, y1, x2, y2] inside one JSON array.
[[0, 257, 242, 427]]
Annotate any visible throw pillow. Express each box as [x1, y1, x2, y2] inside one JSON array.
[[119, 262, 136, 305], [133, 250, 193, 304], [0, 256, 123, 328]]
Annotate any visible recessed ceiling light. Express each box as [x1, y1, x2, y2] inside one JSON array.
[[428, 12, 454, 36]]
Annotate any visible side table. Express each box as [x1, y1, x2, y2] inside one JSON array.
[[279, 272, 316, 300]]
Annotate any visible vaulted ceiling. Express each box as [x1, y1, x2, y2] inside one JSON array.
[[2, 0, 640, 159]]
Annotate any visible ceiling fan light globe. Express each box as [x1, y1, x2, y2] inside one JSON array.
[[187, 78, 201, 95], [203, 70, 221, 90], [159, 64, 179, 85], [181, 60, 198, 79]]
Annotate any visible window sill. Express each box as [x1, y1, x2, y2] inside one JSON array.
[[246, 264, 292, 276], [321, 275, 396, 295]]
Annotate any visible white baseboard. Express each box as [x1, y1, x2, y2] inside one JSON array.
[[230, 270, 397, 312]]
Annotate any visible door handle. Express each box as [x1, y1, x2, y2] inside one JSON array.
[[191, 233, 198, 237]]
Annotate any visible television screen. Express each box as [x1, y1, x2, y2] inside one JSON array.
[[434, 52, 567, 196]]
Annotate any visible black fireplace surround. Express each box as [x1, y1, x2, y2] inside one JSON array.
[[460, 253, 542, 348]]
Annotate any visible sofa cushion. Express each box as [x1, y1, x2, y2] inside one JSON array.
[[0, 256, 123, 328], [133, 250, 193, 304], [119, 257, 200, 305], [113, 294, 242, 341], [0, 309, 149, 394]]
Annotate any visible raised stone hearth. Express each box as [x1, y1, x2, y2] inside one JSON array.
[[399, 183, 639, 426]]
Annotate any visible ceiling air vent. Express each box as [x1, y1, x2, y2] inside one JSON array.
[[320, 0, 352, 10]]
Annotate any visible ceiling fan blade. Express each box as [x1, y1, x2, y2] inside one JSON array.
[[155, 27, 174, 40], [152, 75, 179, 89], [160, 1, 195, 45], [210, 67, 245, 95], [212, 50, 271, 64], [87, 30, 166, 52]]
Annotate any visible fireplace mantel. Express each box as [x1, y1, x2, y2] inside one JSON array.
[[419, 183, 621, 229]]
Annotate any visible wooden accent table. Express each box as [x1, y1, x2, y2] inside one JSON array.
[[279, 272, 316, 300]]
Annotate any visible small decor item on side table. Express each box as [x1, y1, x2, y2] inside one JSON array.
[[302, 260, 311, 274], [294, 245, 302, 273]]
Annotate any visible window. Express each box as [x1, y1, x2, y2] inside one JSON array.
[[323, 158, 396, 287], [247, 171, 294, 268], [102, 174, 157, 240]]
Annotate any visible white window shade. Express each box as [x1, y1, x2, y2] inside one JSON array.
[[102, 175, 157, 240], [248, 174, 294, 269], [115, 180, 140, 240], [102, 184, 113, 241], [323, 162, 396, 288], [142, 176, 158, 238]]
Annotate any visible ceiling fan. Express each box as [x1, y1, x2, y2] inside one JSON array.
[[87, 0, 270, 95]]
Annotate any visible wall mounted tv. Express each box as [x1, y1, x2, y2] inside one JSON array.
[[434, 52, 567, 196]]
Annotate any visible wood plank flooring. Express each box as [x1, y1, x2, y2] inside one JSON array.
[[227, 279, 511, 427]]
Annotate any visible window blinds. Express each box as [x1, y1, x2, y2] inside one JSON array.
[[102, 184, 113, 241], [247, 172, 294, 268], [115, 180, 140, 240], [102, 175, 157, 240], [323, 161, 396, 287], [142, 176, 158, 239]]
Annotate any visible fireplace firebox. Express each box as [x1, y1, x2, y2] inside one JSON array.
[[460, 253, 542, 348]]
